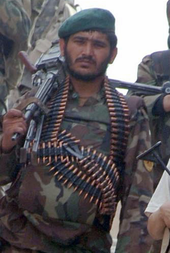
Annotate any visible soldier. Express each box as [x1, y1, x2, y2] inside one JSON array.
[[22, 0, 45, 24], [127, 1, 170, 252], [7, 0, 77, 108], [0, 8, 153, 252], [0, 0, 31, 114], [27, 0, 76, 64], [129, 0, 170, 189]]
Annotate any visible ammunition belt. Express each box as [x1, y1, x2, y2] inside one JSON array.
[[26, 130, 122, 215], [39, 76, 130, 163], [23, 76, 130, 215]]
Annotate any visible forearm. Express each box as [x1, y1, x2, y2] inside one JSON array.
[[147, 209, 166, 240], [0, 150, 18, 185]]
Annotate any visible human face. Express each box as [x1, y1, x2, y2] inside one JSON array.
[[60, 31, 117, 81]]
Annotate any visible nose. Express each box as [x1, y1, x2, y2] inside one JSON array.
[[82, 42, 94, 56]]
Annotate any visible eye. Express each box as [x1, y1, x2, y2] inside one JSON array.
[[93, 41, 107, 48], [74, 38, 85, 45]]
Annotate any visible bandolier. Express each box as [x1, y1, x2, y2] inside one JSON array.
[[19, 75, 130, 218]]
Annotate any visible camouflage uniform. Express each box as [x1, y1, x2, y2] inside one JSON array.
[[0, 0, 31, 114], [127, 2, 170, 250], [115, 94, 153, 253], [7, 0, 77, 108], [128, 0, 170, 189], [0, 77, 153, 252], [22, 0, 45, 23], [128, 51, 170, 253], [129, 51, 170, 188]]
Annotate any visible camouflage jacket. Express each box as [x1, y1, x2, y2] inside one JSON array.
[[0, 0, 31, 114], [0, 79, 153, 252], [7, 0, 77, 110], [128, 51, 170, 187], [21, 0, 45, 23], [1, 0, 77, 115], [127, 51, 170, 253], [26, 0, 77, 69]]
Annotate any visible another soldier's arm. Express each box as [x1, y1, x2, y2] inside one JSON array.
[[115, 97, 153, 253], [0, 109, 27, 185], [145, 169, 170, 240], [144, 93, 170, 118], [147, 202, 170, 240], [128, 54, 169, 118], [128, 55, 158, 99]]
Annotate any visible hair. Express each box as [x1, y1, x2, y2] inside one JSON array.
[[105, 31, 117, 50]]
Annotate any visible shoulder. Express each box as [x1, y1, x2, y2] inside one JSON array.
[[140, 50, 170, 65], [138, 50, 170, 86]]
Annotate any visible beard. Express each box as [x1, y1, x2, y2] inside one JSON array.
[[64, 48, 111, 82]]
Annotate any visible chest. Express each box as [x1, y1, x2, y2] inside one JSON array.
[[18, 164, 96, 225]]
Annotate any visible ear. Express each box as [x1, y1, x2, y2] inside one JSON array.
[[59, 39, 66, 56], [109, 47, 118, 64]]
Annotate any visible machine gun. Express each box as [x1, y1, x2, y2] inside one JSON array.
[[110, 79, 170, 95], [11, 40, 170, 163], [12, 41, 66, 144]]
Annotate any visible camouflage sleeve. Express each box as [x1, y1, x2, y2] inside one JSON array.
[[115, 97, 154, 253], [0, 89, 40, 185], [136, 55, 157, 85], [127, 54, 163, 119], [0, 143, 19, 185], [0, 0, 31, 42], [28, 0, 45, 24], [143, 94, 162, 117]]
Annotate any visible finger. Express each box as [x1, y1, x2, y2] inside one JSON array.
[[3, 109, 25, 120], [3, 121, 27, 136]]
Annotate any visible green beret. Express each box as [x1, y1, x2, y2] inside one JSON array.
[[58, 8, 115, 38]]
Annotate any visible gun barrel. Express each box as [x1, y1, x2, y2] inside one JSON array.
[[110, 79, 163, 95]]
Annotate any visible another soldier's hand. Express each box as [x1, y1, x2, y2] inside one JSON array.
[[159, 201, 170, 228], [1, 109, 27, 152], [163, 95, 170, 112]]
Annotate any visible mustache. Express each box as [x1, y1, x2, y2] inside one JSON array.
[[75, 56, 96, 64]]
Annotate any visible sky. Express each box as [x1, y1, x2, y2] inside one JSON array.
[[74, 0, 168, 93]]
